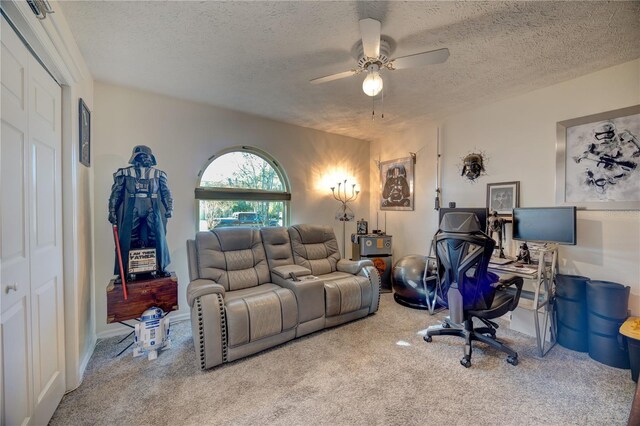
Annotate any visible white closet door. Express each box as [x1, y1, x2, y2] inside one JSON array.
[[1, 16, 33, 426], [27, 48, 64, 426], [1, 15, 64, 425]]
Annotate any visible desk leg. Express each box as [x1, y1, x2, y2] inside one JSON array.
[[534, 300, 557, 357]]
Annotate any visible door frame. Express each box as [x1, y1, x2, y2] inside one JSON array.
[[1, 0, 95, 391]]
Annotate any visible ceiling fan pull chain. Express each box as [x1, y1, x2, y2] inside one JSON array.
[[381, 86, 384, 119], [372, 96, 375, 120]]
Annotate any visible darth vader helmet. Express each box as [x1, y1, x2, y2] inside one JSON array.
[[129, 145, 157, 166], [461, 153, 485, 181]]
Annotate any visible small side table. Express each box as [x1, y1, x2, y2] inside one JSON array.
[[106, 272, 178, 355]]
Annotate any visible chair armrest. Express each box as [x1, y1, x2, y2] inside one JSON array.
[[271, 264, 312, 279], [187, 279, 225, 307], [497, 274, 524, 311], [337, 259, 374, 275]]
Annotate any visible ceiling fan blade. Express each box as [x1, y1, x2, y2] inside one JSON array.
[[310, 70, 358, 85], [390, 48, 450, 70], [359, 18, 381, 58]]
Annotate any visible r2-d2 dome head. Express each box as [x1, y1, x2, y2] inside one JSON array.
[[140, 307, 164, 322]]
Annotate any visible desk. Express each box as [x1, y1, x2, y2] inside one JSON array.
[[489, 245, 558, 357]]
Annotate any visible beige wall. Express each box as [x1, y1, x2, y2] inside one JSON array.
[[92, 82, 370, 335], [62, 77, 95, 389], [371, 59, 640, 314], [368, 124, 440, 258]]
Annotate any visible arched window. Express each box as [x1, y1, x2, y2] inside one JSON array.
[[195, 146, 291, 231]]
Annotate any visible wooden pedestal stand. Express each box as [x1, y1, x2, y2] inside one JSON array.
[[107, 272, 178, 323], [106, 272, 178, 356]]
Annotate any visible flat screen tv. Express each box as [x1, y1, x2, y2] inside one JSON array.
[[512, 207, 577, 245], [438, 207, 488, 231]]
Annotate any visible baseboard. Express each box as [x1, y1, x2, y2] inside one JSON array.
[[78, 336, 98, 386], [79, 335, 97, 379], [64, 334, 97, 394], [96, 312, 191, 340]]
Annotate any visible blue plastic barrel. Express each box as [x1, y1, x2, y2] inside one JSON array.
[[555, 274, 589, 352], [586, 280, 630, 369]]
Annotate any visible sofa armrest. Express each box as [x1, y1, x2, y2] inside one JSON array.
[[360, 265, 381, 314], [188, 279, 227, 369], [337, 259, 374, 275], [272, 275, 325, 323], [187, 279, 225, 308], [271, 264, 312, 279]]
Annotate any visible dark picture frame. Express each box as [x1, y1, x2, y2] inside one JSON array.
[[555, 105, 640, 210], [379, 157, 414, 211], [79, 98, 90, 167], [486, 181, 519, 216]]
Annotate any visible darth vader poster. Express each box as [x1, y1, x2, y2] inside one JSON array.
[[380, 157, 414, 211]]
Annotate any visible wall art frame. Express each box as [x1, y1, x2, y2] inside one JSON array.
[[486, 181, 519, 216], [79, 98, 91, 167], [380, 156, 414, 211], [555, 105, 640, 210]]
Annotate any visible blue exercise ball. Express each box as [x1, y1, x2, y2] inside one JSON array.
[[392, 254, 438, 310]]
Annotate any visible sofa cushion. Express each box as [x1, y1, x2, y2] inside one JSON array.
[[195, 229, 270, 291], [224, 283, 282, 303], [225, 287, 297, 347], [323, 275, 372, 317], [260, 227, 295, 269], [289, 225, 341, 275], [315, 271, 356, 282]]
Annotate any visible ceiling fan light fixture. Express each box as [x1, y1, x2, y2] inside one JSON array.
[[362, 68, 383, 97]]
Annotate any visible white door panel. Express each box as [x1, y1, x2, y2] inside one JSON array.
[[32, 140, 57, 250], [1, 299, 32, 426], [1, 38, 26, 110], [1, 16, 32, 426], [32, 277, 61, 402], [0, 122, 29, 312], [27, 51, 64, 426], [1, 16, 30, 315], [1, 15, 64, 426]]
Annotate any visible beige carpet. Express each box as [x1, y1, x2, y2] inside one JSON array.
[[51, 294, 635, 425]]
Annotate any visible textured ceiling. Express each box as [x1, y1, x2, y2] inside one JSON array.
[[60, 1, 640, 142]]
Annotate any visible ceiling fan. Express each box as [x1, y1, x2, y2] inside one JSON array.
[[310, 18, 450, 97]]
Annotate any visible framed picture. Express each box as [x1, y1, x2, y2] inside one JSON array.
[[380, 157, 414, 211], [486, 181, 519, 216], [556, 105, 640, 210], [79, 98, 90, 167]]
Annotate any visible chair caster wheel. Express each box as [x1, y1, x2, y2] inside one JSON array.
[[442, 322, 450, 329], [424, 336, 432, 343], [460, 358, 471, 368], [507, 356, 518, 366]]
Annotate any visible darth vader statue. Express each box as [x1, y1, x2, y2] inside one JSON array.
[[109, 145, 173, 280]]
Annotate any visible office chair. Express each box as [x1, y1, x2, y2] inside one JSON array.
[[424, 212, 523, 368]]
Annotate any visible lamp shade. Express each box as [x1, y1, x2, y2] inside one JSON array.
[[362, 71, 383, 97]]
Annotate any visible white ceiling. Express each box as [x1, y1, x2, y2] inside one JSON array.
[[60, 1, 640, 142]]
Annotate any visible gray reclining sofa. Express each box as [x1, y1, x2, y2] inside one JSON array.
[[186, 224, 381, 369]]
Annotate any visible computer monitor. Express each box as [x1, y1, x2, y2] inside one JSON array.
[[438, 207, 488, 231], [512, 207, 577, 245]]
